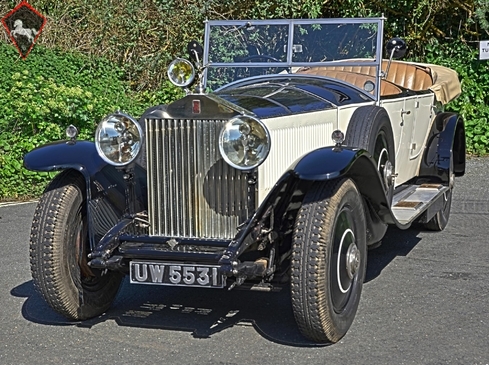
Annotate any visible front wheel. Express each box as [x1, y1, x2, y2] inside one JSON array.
[[30, 170, 122, 320], [290, 178, 367, 343]]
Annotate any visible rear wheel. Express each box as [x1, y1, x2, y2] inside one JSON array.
[[290, 178, 367, 343], [30, 170, 122, 320], [424, 188, 452, 231], [424, 159, 454, 231], [345, 106, 396, 202]]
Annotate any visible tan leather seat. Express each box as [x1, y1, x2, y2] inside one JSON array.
[[312, 60, 433, 91], [384, 61, 433, 90], [297, 68, 403, 96]]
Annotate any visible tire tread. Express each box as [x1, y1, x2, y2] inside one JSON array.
[[290, 178, 366, 343], [30, 170, 121, 320]]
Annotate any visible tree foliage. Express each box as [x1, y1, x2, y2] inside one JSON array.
[[1, 0, 487, 88]]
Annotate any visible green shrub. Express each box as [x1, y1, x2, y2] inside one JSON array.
[[133, 80, 184, 109], [0, 42, 185, 199], [424, 39, 489, 155], [0, 43, 142, 199]]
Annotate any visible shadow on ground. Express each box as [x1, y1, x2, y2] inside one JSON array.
[[366, 225, 423, 282], [11, 279, 322, 347], [11, 225, 424, 346]]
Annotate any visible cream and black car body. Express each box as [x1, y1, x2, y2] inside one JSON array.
[[24, 18, 465, 343]]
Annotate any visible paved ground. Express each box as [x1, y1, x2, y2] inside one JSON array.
[[1, 158, 488, 365]]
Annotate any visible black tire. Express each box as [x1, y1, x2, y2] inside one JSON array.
[[344, 106, 395, 202], [424, 158, 454, 231], [30, 170, 122, 320], [290, 178, 367, 343], [424, 188, 452, 231]]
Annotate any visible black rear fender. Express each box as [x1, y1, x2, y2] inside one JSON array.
[[420, 112, 465, 181]]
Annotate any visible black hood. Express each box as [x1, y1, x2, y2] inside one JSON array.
[[214, 75, 372, 119], [141, 75, 372, 121]]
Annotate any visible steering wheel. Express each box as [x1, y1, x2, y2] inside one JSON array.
[[234, 54, 282, 80], [240, 54, 280, 63]]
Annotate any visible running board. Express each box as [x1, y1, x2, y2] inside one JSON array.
[[391, 183, 449, 225]]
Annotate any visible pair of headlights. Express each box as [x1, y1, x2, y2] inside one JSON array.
[[93, 58, 270, 169], [93, 112, 271, 170]]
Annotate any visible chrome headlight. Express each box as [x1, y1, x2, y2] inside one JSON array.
[[95, 112, 143, 166], [167, 58, 195, 87], [219, 115, 271, 170]]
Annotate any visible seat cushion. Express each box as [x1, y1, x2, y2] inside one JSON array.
[[298, 60, 433, 91], [297, 68, 403, 96]]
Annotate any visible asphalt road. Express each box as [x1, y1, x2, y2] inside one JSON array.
[[1, 158, 488, 365]]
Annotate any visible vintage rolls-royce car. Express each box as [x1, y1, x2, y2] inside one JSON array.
[[24, 18, 465, 343]]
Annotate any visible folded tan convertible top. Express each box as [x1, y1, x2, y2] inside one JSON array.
[[292, 59, 461, 104], [414, 62, 462, 105]]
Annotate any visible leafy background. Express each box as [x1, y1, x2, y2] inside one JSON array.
[[0, 0, 488, 199]]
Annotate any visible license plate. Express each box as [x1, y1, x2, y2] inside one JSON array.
[[129, 261, 226, 288]]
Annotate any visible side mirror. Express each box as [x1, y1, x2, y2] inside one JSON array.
[[386, 37, 407, 60], [187, 40, 204, 64]]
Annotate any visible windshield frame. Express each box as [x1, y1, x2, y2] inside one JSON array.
[[202, 17, 385, 102]]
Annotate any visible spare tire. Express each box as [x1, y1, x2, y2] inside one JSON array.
[[344, 105, 396, 203]]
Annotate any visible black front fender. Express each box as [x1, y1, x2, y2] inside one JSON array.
[[289, 146, 375, 181], [290, 146, 396, 229], [23, 140, 147, 248], [290, 146, 363, 180], [290, 147, 389, 212], [23, 140, 106, 175], [222, 146, 393, 262]]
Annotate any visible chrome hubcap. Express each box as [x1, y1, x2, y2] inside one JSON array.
[[383, 160, 394, 187], [332, 211, 359, 311], [346, 242, 361, 280], [377, 147, 394, 188]]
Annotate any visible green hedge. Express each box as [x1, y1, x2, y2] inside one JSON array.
[[0, 43, 182, 199], [424, 39, 489, 155]]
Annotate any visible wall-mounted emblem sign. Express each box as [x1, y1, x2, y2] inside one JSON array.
[[1, 1, 46, 59]]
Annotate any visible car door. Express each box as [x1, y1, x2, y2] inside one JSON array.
[[409, 94, 435, 160], [381, 96, 416, 186]]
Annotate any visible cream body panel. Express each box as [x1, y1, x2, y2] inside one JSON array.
[[380, 94, 433, 186], [380, 97, 411, 186], [410, 93, 435, 160], [257, 92, 436, 202], [257, 109, 337, 203]]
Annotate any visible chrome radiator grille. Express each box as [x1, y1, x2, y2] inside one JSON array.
[[145, 118, 250, 239]]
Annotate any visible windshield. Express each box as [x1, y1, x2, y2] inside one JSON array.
[[203, 18, 384, 100]]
